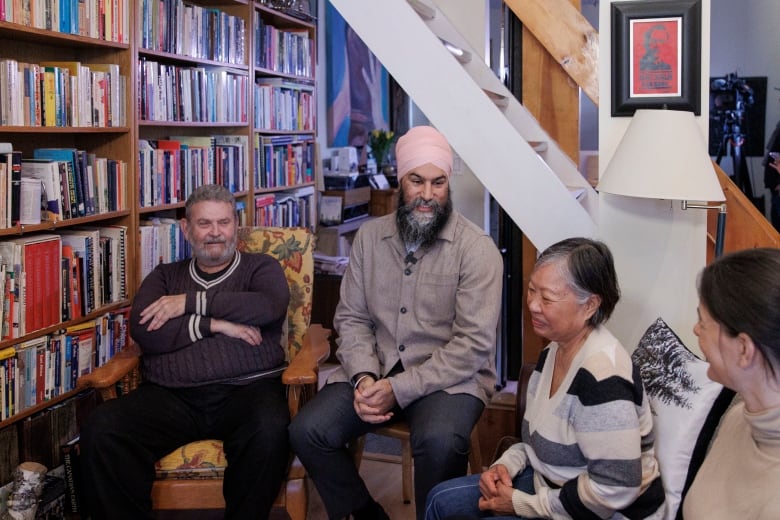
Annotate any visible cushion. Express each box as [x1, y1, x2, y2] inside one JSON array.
[[632, 317, 735, 520], [237, 227, 314, 360], [155, 440, 226, 479]]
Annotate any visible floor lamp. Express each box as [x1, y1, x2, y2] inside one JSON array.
[[597, 109, 727, 257]]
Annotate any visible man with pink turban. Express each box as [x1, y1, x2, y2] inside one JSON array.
[[291, 126, 504, 519]]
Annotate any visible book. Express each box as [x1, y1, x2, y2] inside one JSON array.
[[39, 61, 89, 127], [76, 149, 94, 215], [0, 241, 22, 339], [0, 160, 7, 228], [19, 403, 54, 467], [33, 148, 84, 218], [48, 400, 78, 468], [61, 435, 86, 514], [21, 158, 62, 220], [2, 151, 22, 226], [61, 244, 82, 320], [18, 177, 42, 225], [55, 160, 73, 220], [2, 234, 61, 334], [67, 321, 96, 377], [41, 66, 58, 127], [79, 225, 127, 303], [60, 229, 101, 314]]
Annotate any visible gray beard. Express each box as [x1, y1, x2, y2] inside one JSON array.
[[396, 194, 452, 250]]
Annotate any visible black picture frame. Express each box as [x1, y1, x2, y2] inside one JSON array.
[[611, 0, 701, 117]]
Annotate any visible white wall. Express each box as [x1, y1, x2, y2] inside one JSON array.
[[599, 0, 712, 354], [710, 0, 780, 213]]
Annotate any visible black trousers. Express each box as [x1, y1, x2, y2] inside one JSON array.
[[80, 377, 289, 520], [289, 382, 484, 520]]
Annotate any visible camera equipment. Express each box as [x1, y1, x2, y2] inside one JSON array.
[[710, 72, 755, 199]]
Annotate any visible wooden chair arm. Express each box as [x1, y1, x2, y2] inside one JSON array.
[[76, 325, 331, 391], [282, 324, 331, 386], [514, 362, 536, 437], [492, 435, 521, 463], [284, 324, 330, 419], [78, 344, 141, 391], [490, 363, 535, 464]]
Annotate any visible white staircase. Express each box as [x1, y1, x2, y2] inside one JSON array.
[[329, 0, 597, 251]]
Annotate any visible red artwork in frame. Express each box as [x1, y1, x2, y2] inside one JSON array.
[[630, 18, 681, 97], [611, 0, 701, 117]]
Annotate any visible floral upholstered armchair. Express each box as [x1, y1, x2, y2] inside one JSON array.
[[78, 226, 330, 520]]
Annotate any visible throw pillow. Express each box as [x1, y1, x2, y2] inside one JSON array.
[[632, 317, 735, 520]]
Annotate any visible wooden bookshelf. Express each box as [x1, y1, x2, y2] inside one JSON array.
[[0, 0, 321, 471], [0, 3, 135, 485], [251, 1, 318, 229]]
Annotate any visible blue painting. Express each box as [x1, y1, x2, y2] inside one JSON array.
[[326, 1, 389, 147]]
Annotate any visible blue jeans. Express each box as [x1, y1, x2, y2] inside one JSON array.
[[424, 466, 536, 520], [289, 382, 484, 519]]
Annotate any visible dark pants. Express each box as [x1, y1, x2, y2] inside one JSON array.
[[770, 188, 780, 231], [289, 382, 484, 520], [80, 377, 289, 520]]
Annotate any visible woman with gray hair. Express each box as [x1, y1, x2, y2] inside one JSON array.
[[425, 238, 665, 519]]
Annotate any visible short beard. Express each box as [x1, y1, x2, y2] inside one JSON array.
[[191, 234, 238, 269], [396, 187, 452, 249]]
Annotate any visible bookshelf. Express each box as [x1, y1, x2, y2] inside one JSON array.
[[252, 2, 317, 229], [135, 0, 253, 278], [0, 4, 135, 489], [0, 0, 321, 482], [135, 1, 318, 265]]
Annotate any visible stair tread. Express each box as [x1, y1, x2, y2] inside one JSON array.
[[440, 38, 471, 63], [408, 0, 436, 20], [483, 89, 509, 108]]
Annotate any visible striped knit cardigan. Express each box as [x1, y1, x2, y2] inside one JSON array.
[[494, 326, 665, 519]]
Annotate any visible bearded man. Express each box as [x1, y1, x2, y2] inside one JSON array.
[[81, 185, 290, 519], [290, 126, 504, 520]]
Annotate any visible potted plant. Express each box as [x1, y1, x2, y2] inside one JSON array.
[[368, 129, 395, 174]]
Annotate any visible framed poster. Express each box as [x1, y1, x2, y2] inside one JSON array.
[[326, 1, 390, 147], [611, 0, 701, 116]]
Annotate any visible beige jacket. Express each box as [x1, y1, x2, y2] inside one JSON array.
[[329, 210, 503, 408]]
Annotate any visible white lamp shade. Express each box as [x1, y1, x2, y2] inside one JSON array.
[[598, 109, 725, 202]]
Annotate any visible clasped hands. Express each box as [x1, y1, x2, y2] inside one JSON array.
[[353, 376, 396, 424], [478, 464, 547, 518], [140, 294, 262, 345]]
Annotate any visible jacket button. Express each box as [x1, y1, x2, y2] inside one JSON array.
[[399, 344, 406, 352], [405, 268, 412, 275], [400, 307, 407, 314]]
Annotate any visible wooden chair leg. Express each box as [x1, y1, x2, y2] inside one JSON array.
[[468, 424, 484, 474], [400, 436, 413, 504], [349, 435, 366, 468]]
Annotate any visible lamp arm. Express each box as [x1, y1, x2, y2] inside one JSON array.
[[680, 201, 728, 258]]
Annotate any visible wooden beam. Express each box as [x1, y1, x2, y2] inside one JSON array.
[[519, 0, 582, 364], [506, 0, 599, 106]]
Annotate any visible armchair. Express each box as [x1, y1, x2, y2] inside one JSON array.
[[78, 226, 330, 519]]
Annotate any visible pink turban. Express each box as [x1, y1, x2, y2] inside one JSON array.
[[395, 126, 453, 179]]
